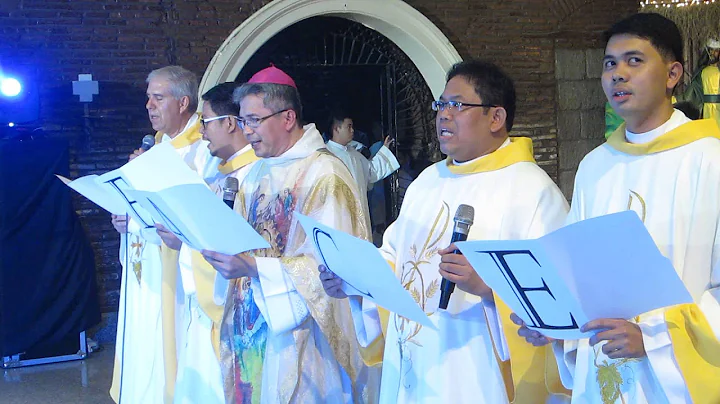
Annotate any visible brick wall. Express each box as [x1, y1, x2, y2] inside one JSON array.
[[0, 0, 637, 316]]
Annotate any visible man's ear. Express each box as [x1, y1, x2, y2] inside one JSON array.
[[284, 109, 298, 131], [667, 60, 683, 93], [226, 115, 239, 133], [489, 107, 508, 133], [178, 95, 191, 114]]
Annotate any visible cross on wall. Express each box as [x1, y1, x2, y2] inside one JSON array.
[[72, 74, 99, 102]]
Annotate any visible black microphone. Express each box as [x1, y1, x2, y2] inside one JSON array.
[[222, 177, 239, 210], [140, 134, 155, 151], [439, 204, 475, 310]]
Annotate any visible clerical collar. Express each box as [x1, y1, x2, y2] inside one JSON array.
[[452, 137, 511, 166], [225, 143, 253, 163], [218, 143, 258, 175], [625, 109, 689, 145], [445, 137, 535, 175], [263, 123, 326, 164]]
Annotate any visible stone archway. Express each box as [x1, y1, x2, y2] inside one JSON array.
[[199, 0, 462, 98]]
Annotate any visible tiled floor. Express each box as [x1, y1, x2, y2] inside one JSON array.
[[1, 345, 114, 404]]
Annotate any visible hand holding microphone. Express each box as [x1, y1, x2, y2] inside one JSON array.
[[438, 204, 493, 309], [129, 134, 155, 161]]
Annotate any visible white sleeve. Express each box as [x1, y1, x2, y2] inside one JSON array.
[[347, 296, 383, 347], [482, 300, 509, 361], [555, 340, 576, 389], [367, 145, 400, 184], [640, 311, 691, 403], [250, 257, 310, 335]]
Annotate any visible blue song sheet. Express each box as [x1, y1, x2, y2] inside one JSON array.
[[455, 211, 693, 339], [296, 213, 436, 329]]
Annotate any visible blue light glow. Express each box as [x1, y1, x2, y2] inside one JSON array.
[[1, 78, 22, 97]]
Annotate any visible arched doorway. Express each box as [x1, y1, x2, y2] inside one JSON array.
[[201, 0, 462, 241], [200, 0, 461, 97], [234, 16, 437, 243]]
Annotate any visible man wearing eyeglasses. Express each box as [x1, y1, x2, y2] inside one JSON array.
[[197, 66, 378, 403], [152, 82, 261, 404], [109, 66, 221, 404], [320, 60, 570, 403]]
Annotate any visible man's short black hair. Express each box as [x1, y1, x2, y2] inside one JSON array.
[[328, 108, 352, 132], [201, 82, 240, 116], [603, 13, 684, 64], [446, 60, 516, 131]]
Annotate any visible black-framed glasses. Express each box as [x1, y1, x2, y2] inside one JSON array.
[[431, 100, 498, 112], [238, 109, 290, 129], [200, 115, 237, 129]]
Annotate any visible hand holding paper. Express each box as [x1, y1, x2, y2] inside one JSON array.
[[456, 211, 693, 340], [59, 143, 269, 255], [296, 213, 436, 329], [202, 250, 258, 280]]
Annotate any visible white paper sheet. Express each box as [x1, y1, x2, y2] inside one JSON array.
[[58, 142, 269, 255], [295, 213, 436, 329], [455, 211, 693, 340], [126, 185, 269, 255], [56, 174, 127, 215]]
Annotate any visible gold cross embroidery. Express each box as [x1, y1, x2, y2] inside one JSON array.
[[131, 238, 143, 284]]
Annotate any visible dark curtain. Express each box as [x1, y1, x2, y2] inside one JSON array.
[[0, 135, 100, 357]]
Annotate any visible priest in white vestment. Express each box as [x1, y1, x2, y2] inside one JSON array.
[[110, 66, 220, 404], [155, 82, 259, 404], [516, 14, 720, 404], [321, 60, 571, 404], [198, 67, 378, 404], [325, 110, 399, 198]]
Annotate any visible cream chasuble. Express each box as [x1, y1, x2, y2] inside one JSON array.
[[352, 137, 571, 403], [219, 124, 378, 404], [556, 112, 720, 404], [111, 113, 221, 404]]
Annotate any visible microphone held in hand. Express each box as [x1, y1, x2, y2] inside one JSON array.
[[222, 177, 239, 210], [439, 204, 474, 310], [140, 134, 155, 151]]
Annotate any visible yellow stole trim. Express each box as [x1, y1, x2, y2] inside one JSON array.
[[190, 251, 224, 359], [665, 303, 720, 404], [218, 147, 260, 175], [154, 113, 203, 149], [495, 295, 570, 403], [445, 137, 536, 175], [606, 119, 720, 155]]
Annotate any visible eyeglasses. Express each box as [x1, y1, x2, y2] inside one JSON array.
[[431, 100, 498, 112], [238, 109, 289, 130], [200, 115, 238, 129]]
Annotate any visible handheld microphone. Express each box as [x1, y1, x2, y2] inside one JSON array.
[[222, 177, 239, 210], [141, 134, 155, 151], [439, 204, 474, 310]]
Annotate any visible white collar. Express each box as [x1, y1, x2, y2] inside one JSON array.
[[452, 137, 511, 166], [625, 109, 690, 144]]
